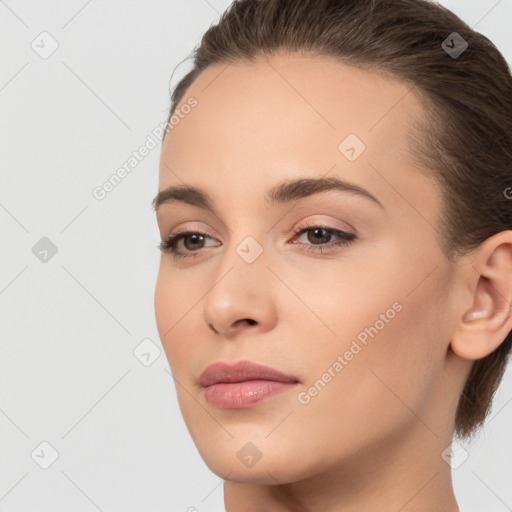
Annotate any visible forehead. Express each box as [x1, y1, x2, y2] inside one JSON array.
[[159, 52, 434, 214]]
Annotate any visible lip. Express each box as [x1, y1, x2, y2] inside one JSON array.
[[199, 360, 300, 409], [199, 360, 300, 387]]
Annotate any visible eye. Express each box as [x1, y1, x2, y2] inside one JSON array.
[[158, 229, 218, 259], [290, 221, 356, 255], [158, 222, 356, 259]]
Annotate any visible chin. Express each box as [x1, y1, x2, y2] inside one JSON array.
[[192, 434, 315, 485]]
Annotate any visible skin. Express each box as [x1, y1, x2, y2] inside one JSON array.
[[154, 52, 512, 512]]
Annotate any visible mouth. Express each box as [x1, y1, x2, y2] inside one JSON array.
[[199, 360, 300, 409]]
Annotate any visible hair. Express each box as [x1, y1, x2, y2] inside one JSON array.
[[164, 0, 512, 440]]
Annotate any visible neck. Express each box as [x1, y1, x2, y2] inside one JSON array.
[[224, 423, 461, 512]]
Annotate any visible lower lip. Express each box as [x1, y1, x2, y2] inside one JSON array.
[[203, 380, 299, 409]]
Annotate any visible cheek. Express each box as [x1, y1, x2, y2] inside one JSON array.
[[154, 270, 174, 341], [154, 268, 197, 372], [297, 244, 451, 414], [286, 293, 444, 466]]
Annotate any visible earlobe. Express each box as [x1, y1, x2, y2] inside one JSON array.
[[450, 231, 512, 361]]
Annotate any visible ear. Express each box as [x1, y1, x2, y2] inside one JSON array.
[[450, 230, 512, 361]]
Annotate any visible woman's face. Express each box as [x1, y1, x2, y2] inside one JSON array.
[[154, 53, 469, 484]]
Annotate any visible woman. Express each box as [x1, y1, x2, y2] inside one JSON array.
[[153, 0, 512, 510]]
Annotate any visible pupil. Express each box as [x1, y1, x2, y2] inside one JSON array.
[[310, 228, 329, 244], [185, 234, 203, 250]]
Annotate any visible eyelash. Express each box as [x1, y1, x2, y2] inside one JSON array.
[[158, 221, 356, 260]]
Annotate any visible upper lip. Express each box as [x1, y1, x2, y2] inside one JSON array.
[[199, 360, 300, 387]]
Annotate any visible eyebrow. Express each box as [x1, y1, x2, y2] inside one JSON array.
[[152, 176, 384, 213]]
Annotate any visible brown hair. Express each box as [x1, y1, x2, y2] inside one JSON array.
[[164, 0, 512, 440]]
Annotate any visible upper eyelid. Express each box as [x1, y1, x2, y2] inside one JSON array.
[[167, 222, 354, 246], [170, 220, 349, 233], [163, 212, 356, 235]]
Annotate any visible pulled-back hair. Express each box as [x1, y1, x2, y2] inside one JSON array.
[[165, 0, 512, 440]]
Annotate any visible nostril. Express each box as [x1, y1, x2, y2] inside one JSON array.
[[232, 318, 257, 327]]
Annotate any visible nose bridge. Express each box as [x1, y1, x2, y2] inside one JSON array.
[[201, 224, 274, 332], [217, 211, 269, 273], [212, 228, 268, 297]]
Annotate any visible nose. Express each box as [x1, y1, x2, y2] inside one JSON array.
[[202, 242, 278, 339], [208, 318, 257, 334]]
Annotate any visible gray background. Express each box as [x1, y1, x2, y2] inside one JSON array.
[[1, 1, 511, 511]]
